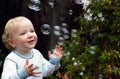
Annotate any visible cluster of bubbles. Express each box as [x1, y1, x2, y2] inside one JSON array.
[[27, 0, 90, 11], [28, 0, 55, 11], [41, 22, 69, 46], [27, 0, 84, 46]]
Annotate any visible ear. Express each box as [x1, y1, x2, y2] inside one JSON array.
[[7, 39, 16, 48]]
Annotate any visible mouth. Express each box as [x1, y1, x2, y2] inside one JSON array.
[[28, 39, 35, 44]]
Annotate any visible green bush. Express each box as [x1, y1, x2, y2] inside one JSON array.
[[49, 0, 120, 79]]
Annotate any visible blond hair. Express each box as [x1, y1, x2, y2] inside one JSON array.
[[2, 16, 31, 50]]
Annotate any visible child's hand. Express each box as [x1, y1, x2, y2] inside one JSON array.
[[24, 59, 41, 77], [48, 45, 64, 59]]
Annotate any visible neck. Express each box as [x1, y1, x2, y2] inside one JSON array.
[[14, 49, 33, 59], [15, 49, 31, 56]]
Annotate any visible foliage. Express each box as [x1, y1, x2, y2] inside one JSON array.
[[48, 0, 120, 79]]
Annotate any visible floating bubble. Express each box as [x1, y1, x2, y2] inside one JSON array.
[[98, 74, 104, 79], [28, 0, 41, 11], [63, 33, 69, 39], [62, 28, 68, 33], [53, 25, 62, 36], [63, 32, 69, 39], [48, 0, 55, 8], [61, 28, 69, 39], [59, 17, 66, 22], [57, 37, 64, 46], [61, 23, 70, 39], [69, 9, 73, 15], [71, 29, 78, 38], [41, 24, 51, 35], [61, 23, 68, 28]]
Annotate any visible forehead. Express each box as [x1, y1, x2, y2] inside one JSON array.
[[7, 17, 34, 34], [17, 19, 33, 29], [15, 22, 34, 33], [15, 17, 33, 27]]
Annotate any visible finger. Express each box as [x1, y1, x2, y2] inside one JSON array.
[[54, 45, 60, 53], [33, 72, 41, 77], [28, 64, 33, 69], [33, 72, 41, 74], [31, 66, 39, 71], [60, 51, 64, 57], [55, 45, 59, 50], [59, 46, 64, 53], [57, 45, 63, 51], [56, 46, 64, 57], [56, 46, 63, 53], [48, 51, 52, 56], [25, 59, 29, 65], [56, 45, 60, 50]]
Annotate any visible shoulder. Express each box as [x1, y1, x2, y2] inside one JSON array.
[[5, 51, 18, 59], [4, 51, 20, 64]]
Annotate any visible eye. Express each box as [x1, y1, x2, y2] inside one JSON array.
[[20, 32, 26, 35], [30, 29, 35, 33]]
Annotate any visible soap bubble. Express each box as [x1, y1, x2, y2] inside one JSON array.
[[69, 9, 73, 15], [98, 74, 104, 79], [41, 24, 51, 35], [62, 28, 69, 39], [61, 23, 68, 28], [57, 37, 64, 46], [53, 25, 62, 36], [63, 33, 69, 39], [62, 28, 69, 33], [71, 29, 78, 38], [48, 0, 55, 8], [61, 23, 69, 39], [28, 0, 41, 11]]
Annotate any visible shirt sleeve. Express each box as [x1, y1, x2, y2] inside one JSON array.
[[41, 57, 60, 77], [49, 57, 61, 65], [1, 59, 28, 79]]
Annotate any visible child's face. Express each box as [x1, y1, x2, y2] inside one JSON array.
[[9, 19, 38, 52]]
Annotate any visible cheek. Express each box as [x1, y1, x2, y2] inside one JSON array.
[[12, 38, 25, 48], [35, 35, 38, 42], [17, 37, 26, 44]]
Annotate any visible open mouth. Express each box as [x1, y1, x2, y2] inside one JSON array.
[[28, 39, 35, 44]]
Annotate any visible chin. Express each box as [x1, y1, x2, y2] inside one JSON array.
[[28, 45, 36, 49]]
